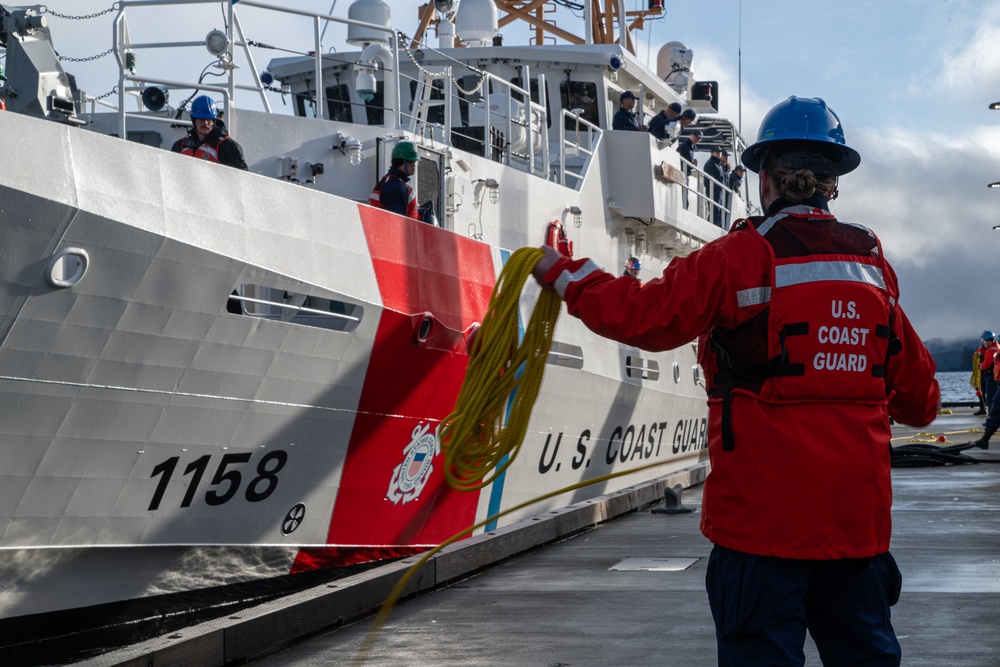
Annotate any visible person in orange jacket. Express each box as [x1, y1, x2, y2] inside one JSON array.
[[532, 97, 940, 666], [977, 331, 999, 411]]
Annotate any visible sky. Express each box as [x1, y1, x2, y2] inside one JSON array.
[[16, 0, 1000, 342]]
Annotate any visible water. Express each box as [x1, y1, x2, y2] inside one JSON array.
[[937, 370, 976, 404]]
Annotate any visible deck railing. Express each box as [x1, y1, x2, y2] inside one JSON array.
[[106, 0, 599, 190]]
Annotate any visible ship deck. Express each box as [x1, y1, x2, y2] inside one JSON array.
[[80, 407, 1000, 667]]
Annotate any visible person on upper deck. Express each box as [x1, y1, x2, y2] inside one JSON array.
[[612, 90, 647, 131], [369, 141, 421, 220], [677, 129, 701, 173], [647, 102, 682, 140], [171, 95, 248, 170], [531, 95, 939, 667], [728, 164, 746, 192]]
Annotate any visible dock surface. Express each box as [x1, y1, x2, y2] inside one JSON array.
[[83, 408, 1000, 667]]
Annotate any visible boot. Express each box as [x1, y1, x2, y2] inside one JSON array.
[[974, 431, 993, 449]]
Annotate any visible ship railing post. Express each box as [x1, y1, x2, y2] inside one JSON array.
[[313, 16, 324, 122], [505, 81, 513, 165], [114, 8, 128, 138], [524, 65, 533, 175], [389, 30, 399, 133], [444, 66, 453, 144], [227, 0, 237, 129], [559, 110, 567, 186], [538, 72, 549, 179], [232, 9, 271, 113]]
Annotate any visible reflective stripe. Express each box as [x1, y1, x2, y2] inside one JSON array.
[[757, 205, 834, 236], [775, 261, 885, 290], [554, 260, 602, 298], [737, 287, 771, 307]]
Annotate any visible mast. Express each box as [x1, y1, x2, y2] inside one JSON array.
[[411, 0, 664, 54]]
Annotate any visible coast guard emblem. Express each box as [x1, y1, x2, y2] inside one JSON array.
[[386, 422, 440, 504]]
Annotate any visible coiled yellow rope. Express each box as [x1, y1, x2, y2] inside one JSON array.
[[438, 246, 562, 491]]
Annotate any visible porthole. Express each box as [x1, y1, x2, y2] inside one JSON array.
[[47, 248, 90, 288]]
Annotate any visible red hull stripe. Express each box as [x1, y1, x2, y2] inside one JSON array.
[[314, 206, 495, 561]]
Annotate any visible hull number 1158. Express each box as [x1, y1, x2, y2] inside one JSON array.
[[147, 450, 289, 511]]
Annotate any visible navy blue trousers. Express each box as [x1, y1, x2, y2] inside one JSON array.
[[706, 546, 902, 667]]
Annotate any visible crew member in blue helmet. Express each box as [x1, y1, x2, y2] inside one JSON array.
[[171, 95, 248, 170], [622, 256, 641, 279], [531, 96, 939, 667]]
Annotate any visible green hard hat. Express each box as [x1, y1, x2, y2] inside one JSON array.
[[392, 141, 419, 161]]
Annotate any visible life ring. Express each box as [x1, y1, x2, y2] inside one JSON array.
[[544, 220, 573, 258]]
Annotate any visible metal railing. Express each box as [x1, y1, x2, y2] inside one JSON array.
[[677, 156, 737, 229], [105, 0, 601, 190], [558, 109, 603, 188]]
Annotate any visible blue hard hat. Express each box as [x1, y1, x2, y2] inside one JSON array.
[[625, 257, 641, 270], [983, 330, 995, 341], [189, 95, 219, 120], [741, 96, 860, 176]]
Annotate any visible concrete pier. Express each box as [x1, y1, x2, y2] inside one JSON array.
[[82, 407, 1000, 667]]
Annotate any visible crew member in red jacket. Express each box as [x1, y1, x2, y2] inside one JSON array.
[[978, 331, 999, 410], [532, 97, 940, 667]]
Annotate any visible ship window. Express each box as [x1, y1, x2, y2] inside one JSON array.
[[547, 341, 584, 369], [228, 285, 363, 333], [510, 77, 552, 128], [408, 79, 446, 126], [559, 80, 599, 130], [625, 355, 660, 381], [294, 91, 316, 118], [325, 84, 353, 123]]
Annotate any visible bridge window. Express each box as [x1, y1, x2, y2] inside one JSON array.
[[559, 80, 599, 130]]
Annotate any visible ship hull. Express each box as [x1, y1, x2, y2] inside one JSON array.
[[0, 110, 709, 628]]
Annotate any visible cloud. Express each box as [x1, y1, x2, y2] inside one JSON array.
[[935, 3, 1000, 95]]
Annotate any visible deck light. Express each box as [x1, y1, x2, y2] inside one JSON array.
[[486, 179, 500, 204], [335, 133, 363, 166], [205, 29, 229, 58], [566, 205, 583, 228]]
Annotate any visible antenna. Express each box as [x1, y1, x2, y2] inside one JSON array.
[[738, 0, 742, 133]]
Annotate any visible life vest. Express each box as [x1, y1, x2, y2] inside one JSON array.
[[0, 98, 5, 111], [369, 173, 418, 219], [179, 134, 231, 163], [707, 209, 899, 450]]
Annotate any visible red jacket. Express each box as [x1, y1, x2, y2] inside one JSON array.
[[980, 342, 1000, 381], [542, 202, 939, 560]]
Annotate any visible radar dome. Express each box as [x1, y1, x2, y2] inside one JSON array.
[[456, 0, 498, 46], [657, 41, 694, 94], [347, 0, 391, 46]]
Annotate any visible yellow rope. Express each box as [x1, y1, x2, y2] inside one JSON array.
[[438, 246, 562, 491]]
